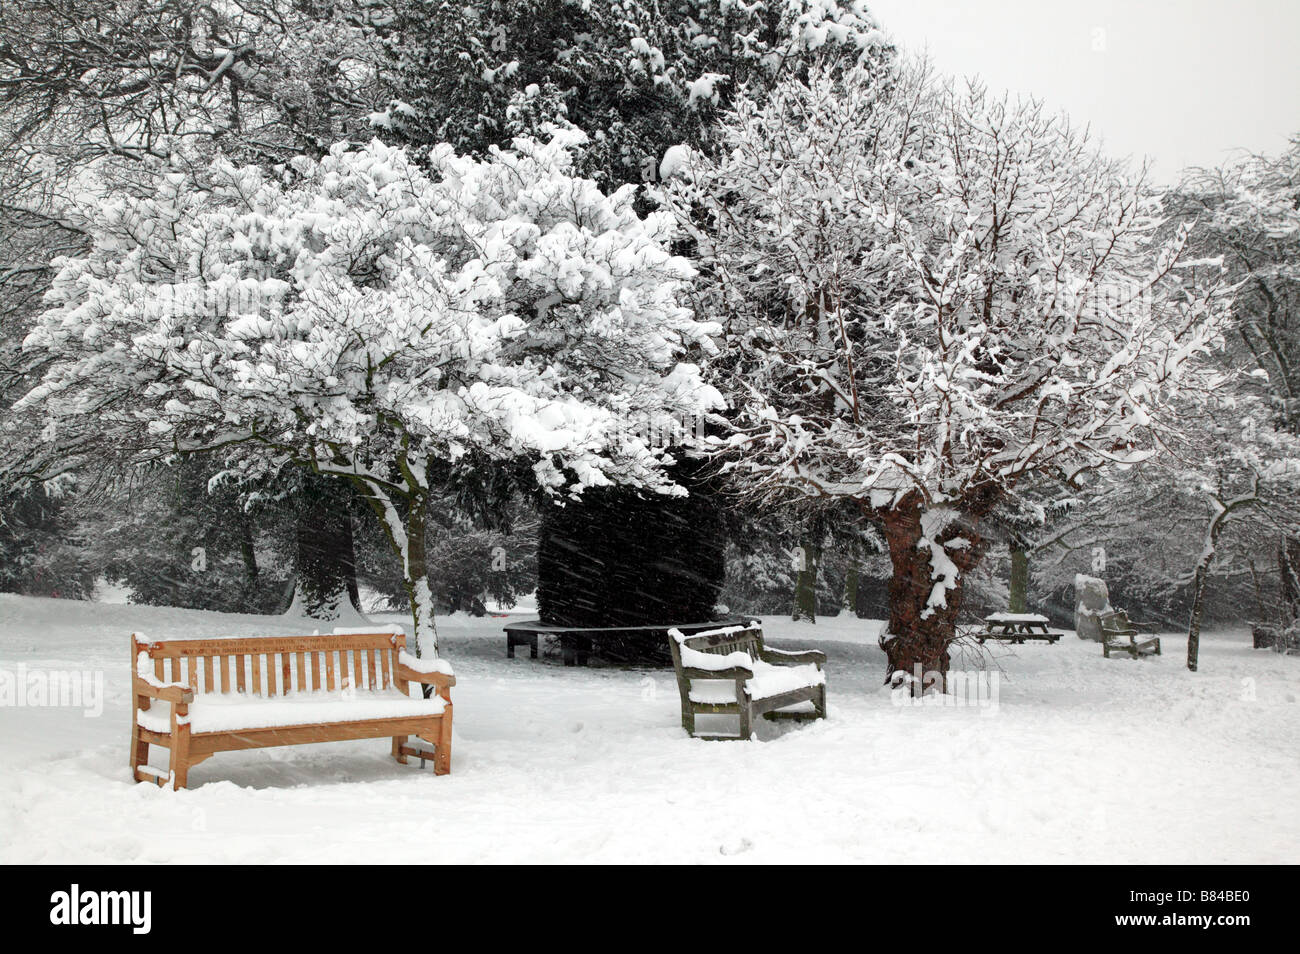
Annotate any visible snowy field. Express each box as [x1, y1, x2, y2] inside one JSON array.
[[1, 592, 1297, 864]]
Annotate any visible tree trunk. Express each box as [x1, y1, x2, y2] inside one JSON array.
[[236, 508, 260, 611], [238, 513, 258, 587], [1187, 498, 1232, 671], [880, 496, 980, 694], [293, 474, 359, 620], [353, 474, 439, 659], [843, 557, 860, 616], [1008, 542, 1029, 614], [1280, 535, 1300, 625], [403, 489, 438, 658], [1187, 560, 1210, 672], [792, 534, 820, 623], [1248, 558, 1263, 622]]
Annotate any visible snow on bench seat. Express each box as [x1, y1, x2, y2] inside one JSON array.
[[136, 688, 446, 735], [688, 660, 826, 704]]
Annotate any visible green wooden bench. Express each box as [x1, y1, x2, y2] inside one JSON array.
[[667, 623, 827, 740], [1100, 609, 1162, 659]]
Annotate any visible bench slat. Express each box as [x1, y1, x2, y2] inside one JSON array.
[[135, 633, 424, 699], [138, 633, 400, 656]]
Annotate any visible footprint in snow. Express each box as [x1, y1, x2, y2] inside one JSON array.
[[719, 837, 753, 856]]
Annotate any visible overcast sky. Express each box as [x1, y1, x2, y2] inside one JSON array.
[[867, 0, 1300, 182]]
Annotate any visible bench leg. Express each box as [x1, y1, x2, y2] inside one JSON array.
[[130, 720, 149, 782], [169, 711, 191, 791], [681, 704, 696, 737], [530, 634, 538, 660], [169, 743, 190, 791], [738, 701, 752, 740], [392, 734, 409, 765], [816, 684, 827, 720], [434, 705, 452, 776], [506, 639, 515, 659]]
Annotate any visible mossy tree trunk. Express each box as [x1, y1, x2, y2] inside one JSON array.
[[792, 533, 820, 623], [843, 558, 859, 616], [1008, 542, 1029, 614]]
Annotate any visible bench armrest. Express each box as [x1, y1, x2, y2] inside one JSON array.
[[759, 647, 826, 667], [394, 664, 457, 690], [133, 675, 194, 705], [681, 666, 750, 681]]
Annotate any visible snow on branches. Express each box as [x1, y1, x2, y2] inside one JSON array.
[[17, 130, 723, 653], [660, 62, 1234, 678]]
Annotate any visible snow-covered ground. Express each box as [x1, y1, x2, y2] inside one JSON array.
[[1, 593, 1296, 863]]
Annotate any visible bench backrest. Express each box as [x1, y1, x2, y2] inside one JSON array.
[[1098, 610, 1132, 631], [133, 631, 407, 697], [667, 624, 763, 673]]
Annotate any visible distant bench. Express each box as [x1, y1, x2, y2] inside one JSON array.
[[504, 619, 758, 666], [1100, 610, 1162, 659], [131, 628, 454, 790]]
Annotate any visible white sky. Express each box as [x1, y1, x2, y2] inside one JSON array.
[[867, 0, 1300, 182]]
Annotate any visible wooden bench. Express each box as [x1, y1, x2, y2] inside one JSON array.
[[1100, 610, 1162, 659], [130, 629, 454, 790], [667, 623, 827, 740], [976, 613, 1062, 644]]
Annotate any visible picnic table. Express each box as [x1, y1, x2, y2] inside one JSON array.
[[976, 613, 1062, 644]]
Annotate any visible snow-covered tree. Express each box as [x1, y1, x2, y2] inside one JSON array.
[[0, 0, 397, 614], [662, 63, 1232, 686], [375, 0, 889, 184], [15, 131, 723, 654], [1170, 137, 1300, 631], [372, 1, 891, 652]]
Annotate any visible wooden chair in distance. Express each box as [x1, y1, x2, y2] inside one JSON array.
[[1100, 610, 1162, 659]]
